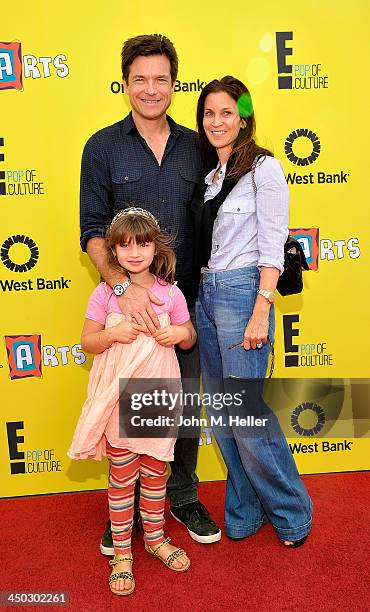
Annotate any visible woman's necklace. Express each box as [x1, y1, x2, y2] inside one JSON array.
[[212, 163, 224, 184]]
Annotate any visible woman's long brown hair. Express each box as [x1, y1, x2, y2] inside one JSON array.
[[196, 76, 273, 180], [105, 214, 176, 284]]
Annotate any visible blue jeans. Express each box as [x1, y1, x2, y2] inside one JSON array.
[[196, 266, 313, 541]]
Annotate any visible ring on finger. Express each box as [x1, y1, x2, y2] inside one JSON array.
[[256, 342, 263, 349]]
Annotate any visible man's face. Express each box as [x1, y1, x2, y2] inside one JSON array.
[[123, 54, 174, 120]]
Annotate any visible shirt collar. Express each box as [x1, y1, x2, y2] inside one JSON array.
[[122, 111, 185, 137]]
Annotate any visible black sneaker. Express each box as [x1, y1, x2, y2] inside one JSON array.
[[100, 519, 114, 556], [99, 515, 142, 556], [170, 501, 221, 544]]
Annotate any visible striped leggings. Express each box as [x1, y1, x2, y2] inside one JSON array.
[[106, 440, 167, 555]]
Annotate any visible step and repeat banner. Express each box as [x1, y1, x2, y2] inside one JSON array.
[[1, 1, 369, 497]]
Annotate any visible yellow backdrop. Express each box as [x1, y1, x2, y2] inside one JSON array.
[[1, 0, 369, 497]]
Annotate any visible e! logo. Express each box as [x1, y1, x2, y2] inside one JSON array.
[[283, 314, 299, 367], [6, 421, 25, 474], [276, 32, 293, 89]]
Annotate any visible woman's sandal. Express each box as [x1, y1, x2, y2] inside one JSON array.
[[145, 536, 190, 572], [284, 536, 308, 549], [108, 553, 135, 596]]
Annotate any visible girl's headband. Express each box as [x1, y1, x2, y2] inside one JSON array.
[[110, 207, 160, 229]]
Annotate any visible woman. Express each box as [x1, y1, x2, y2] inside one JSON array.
[[192, 76, 312, 547]]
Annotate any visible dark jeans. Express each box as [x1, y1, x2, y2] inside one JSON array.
[[133, 307, 201, 511]]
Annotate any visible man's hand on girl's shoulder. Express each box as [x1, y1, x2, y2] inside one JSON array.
[[117, 283, 164, 334]]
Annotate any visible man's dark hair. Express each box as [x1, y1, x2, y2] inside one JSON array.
[[121, 34, 178, 83]]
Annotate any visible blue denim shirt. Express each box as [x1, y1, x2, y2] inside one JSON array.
[[80, 112, 202, 298]]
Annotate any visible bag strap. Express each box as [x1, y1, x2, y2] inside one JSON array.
[[250, 155, 275, 378], [251, 154, 265, 197]]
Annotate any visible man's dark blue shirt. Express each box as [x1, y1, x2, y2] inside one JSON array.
[[80, 112, 202, 303]]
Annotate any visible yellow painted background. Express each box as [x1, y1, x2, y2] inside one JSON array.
[[1, 0, 369, 497]]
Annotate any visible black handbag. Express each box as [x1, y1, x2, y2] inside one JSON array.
[[276, 235, 309, 295], [252, 156, 309, 296]]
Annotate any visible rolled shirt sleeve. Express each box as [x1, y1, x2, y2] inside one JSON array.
[[255, 156, 289, 274], [80, 135, 113, 252]]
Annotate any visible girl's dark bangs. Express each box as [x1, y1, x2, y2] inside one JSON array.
[[112, 216, 157, 244], [118, 228, 154, 244]]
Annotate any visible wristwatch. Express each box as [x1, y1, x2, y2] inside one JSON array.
[[257, 289, 275, 304], [113, 279, 131, 297]]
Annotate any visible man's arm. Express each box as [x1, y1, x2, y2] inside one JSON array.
[[80, 136, 162, 331], [86, 237, 127, 288], [80, 137, 113, 252]]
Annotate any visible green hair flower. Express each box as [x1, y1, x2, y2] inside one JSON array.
[[237, 93, 253, 118]]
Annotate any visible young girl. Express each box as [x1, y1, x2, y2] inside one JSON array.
[[68, 207, 196, 596]]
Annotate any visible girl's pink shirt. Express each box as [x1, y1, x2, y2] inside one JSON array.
[[85, 277, 190, 326]]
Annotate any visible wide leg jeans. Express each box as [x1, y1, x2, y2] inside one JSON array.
[[196, 267, 313, 541]]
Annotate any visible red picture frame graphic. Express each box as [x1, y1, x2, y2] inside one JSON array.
[[289, 227, 319, 271], [5, 334, 42, 379], [0, 41, 23, 90]]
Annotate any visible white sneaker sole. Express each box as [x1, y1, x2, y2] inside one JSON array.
[[100, 541, 114, 556], [170, 510, 222, 544]]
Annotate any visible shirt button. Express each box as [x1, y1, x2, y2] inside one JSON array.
[[237, 207, 240, 211], [124, 176, 129, 181]]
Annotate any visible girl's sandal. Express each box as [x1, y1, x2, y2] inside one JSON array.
[[108, 553, 135, 596], [145, 536, 190, 572]]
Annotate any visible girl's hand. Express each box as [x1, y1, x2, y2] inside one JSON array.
[[152, 325, 190, 347], [112, 319, 146, 344], [243, 306, 269, 350]]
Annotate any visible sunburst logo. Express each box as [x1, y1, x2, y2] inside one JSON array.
[[291, 402, 326, 436], [285, 129, 321, 166], [1, 234, 39, 272]]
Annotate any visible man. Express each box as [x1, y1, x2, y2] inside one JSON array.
[[80, 33, 221, 552]]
